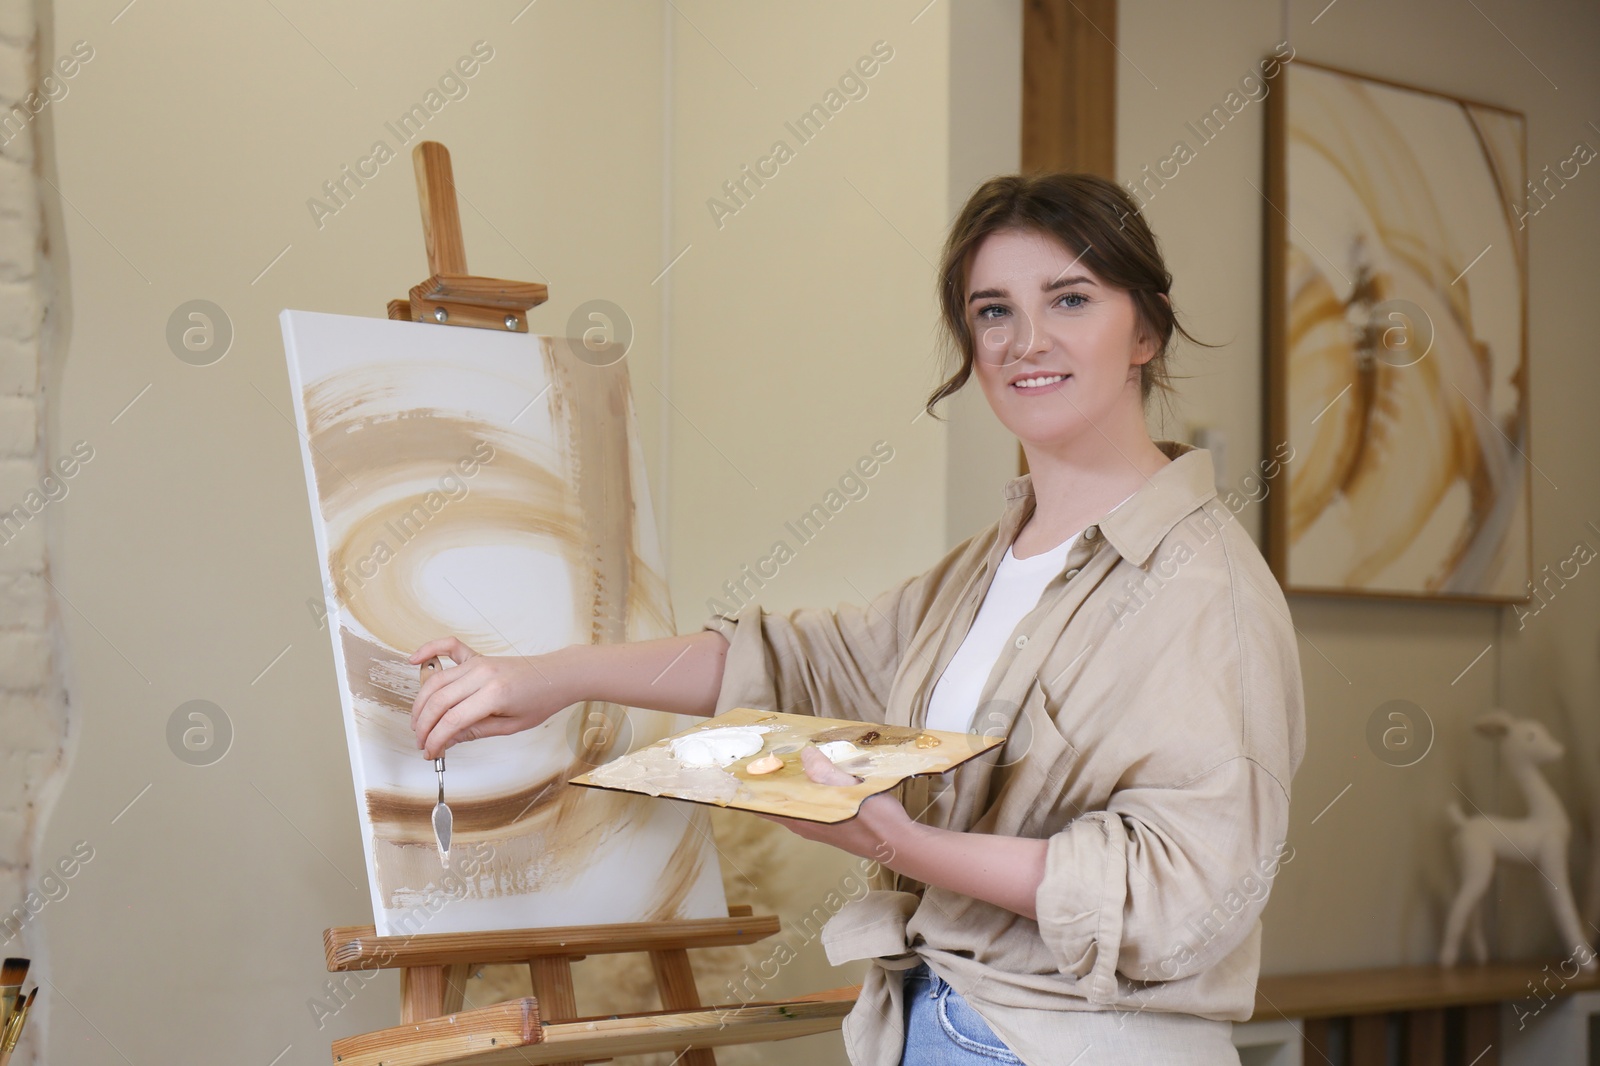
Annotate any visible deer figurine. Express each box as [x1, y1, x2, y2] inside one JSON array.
[[1440, 710, 1596, 971]]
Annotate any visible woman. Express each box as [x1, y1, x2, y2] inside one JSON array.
[[409, 173, 1306, 1066]]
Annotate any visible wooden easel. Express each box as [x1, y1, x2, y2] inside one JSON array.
[[321, 140, 858, 1066], [322, 911, 858, 1065]]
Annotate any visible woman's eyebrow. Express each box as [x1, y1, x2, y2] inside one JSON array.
[[968, 274, 1099, 304], [1044, 273, 1097, 291]]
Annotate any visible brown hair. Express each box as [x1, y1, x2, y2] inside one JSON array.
[[925, 172, 1207, 419]]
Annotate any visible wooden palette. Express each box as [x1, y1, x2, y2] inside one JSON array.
[[569, 708, 1004, 824]]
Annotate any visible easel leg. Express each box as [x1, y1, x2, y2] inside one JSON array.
[[400, 963, 474, 1024], [442, 963, 471, 1014], [650, 948, 717, 1066], [530, 956, 582, 1066]]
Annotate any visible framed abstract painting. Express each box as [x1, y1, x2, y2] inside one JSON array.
[[1263, 60, 1532, 602]]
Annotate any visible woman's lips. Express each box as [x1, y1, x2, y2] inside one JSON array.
[[1010, 373, 1070, 393]]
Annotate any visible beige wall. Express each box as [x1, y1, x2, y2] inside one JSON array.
[[1116, 0, 1600, 970], [666, 7, 958, 608]]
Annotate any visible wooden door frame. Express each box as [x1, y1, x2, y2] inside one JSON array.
[[1018, 0, 1118, 474]]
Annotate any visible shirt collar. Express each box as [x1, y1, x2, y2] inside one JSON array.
[[998, 441, 1218, 568]]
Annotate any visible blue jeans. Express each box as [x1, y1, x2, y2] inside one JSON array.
[[901, 961, 1023, 1064]]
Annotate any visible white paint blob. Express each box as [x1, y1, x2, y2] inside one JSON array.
[[815, 741, 866, 762], [668, 726, 771, 768]]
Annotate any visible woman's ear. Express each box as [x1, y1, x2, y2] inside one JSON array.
[[1131, 293, 1172, 367]]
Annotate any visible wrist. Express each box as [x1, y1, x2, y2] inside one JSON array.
[[544, 643, 594, 709], [866, 799, 922, 869]]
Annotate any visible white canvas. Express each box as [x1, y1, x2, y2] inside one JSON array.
[[279, 309, 727, 936]]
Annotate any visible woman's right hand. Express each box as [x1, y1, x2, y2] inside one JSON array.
[[407, 637, 572, 759]]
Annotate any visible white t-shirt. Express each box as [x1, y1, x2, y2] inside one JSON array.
[[924, 491, 1136, 734]]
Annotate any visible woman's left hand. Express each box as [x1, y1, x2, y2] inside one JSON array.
[[755, 746, 913, 864]]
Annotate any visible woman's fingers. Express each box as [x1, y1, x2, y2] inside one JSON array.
[[422, 688, 504, 759], [410, 654, 465, 725], [405, 640, 560, 757], [408, 638, 478, 724], [414, 669, 489, 750], [800, 744, 864, 786]]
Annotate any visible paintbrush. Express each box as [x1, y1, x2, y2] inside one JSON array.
[[0, 959, 26, 1031], [0, 985, 35, 1066], [420, 657, 453, 868]]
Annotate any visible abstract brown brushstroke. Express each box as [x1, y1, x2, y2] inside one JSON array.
[[306, 336, 711, 914]]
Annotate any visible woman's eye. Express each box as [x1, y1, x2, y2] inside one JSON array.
[[976, 304, 1008, 320], [1059, 292, 1089, 309]]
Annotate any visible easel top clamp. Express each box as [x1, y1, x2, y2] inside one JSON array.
[[386, 140, 547, 331], [321, 139, 859, 1066]]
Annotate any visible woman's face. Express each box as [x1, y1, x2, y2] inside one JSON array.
[[964, 227, 1155, 449]]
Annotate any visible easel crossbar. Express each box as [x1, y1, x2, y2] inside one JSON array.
[[330, 987, 860, 1066], [324, 912, 781, 971]]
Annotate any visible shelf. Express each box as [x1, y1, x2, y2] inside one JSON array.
[[1252, 957, 1597, 1020]]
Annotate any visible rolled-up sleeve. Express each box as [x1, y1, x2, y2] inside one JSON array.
[[700, 563, 945, 723], [1033, 537, 1303, 1000], [1034, 756, 1291, 1000]]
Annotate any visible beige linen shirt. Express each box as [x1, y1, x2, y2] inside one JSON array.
[[701, 442, 1306, 1066]]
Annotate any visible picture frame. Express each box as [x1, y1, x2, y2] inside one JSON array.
[[1263, 59, 1533, 603]]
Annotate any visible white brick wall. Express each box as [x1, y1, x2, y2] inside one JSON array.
[[0, 1, 66, 1063]]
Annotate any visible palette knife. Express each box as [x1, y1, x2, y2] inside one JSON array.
[[420, 656, 453, 867]]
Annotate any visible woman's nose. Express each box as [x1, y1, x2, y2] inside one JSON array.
[[1006, 309, 1048, 362], [1021, 312, 1054, 358]]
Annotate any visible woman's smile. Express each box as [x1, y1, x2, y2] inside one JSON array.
[[1010, 370, 1071, 392]]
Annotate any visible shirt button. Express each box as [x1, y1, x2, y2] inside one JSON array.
[[1064, 568, 1080, 580], [1083, 526, 1099, 542], [1014, 635, 1028, 649]]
